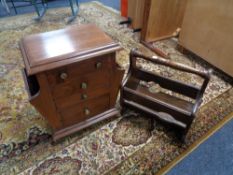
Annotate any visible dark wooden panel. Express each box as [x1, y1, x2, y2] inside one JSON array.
[[132, 68, 200, 99], [122, 99, 187, 129], [122, 87, 192, 123], [126, 77, 194, 112]]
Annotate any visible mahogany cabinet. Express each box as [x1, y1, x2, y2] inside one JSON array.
[[20, 24, 124, 141]]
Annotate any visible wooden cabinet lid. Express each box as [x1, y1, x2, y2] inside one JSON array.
[[20, 24, 121, 75]]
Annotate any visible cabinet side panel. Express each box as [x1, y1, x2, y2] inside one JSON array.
[[128, 0, 146, 29], [109, 52, 125, 107], [36, 73, 63, 130], [179, 0, 233, 76]]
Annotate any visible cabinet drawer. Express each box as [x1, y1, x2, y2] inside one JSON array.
[[55, 85, 110, 110], [46, 54, 112, 86], [60, 94, 110, 127], [51, 70, 110, 99]]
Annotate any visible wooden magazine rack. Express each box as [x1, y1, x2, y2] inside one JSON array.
[[120, 50, 212, 140]]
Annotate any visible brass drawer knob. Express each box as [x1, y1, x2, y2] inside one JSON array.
[[81, 94, 87, 100], [60, 72, 68, 80], [84, 108, 90, 115], [95, 62, 102, 69], [81, 82, 88, 89]]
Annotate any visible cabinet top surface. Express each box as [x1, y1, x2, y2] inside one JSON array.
[[20, 24, 121, 75]]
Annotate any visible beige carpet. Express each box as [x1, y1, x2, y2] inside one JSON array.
[[0, 2, 232, 174]]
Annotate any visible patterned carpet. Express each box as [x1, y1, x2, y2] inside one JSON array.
[[0, 2, 232, 174]]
